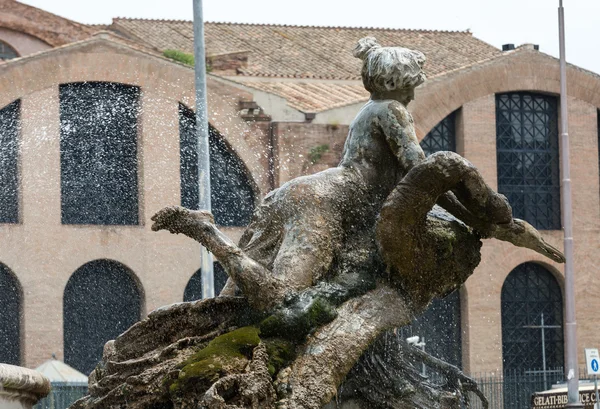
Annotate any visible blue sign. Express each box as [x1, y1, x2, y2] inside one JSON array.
[[592, 359, 599, 372]]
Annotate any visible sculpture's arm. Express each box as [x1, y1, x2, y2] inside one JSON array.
[[380, 103, 504, 234], [380, 100, 426, 172], [380, 102, 473, 227]]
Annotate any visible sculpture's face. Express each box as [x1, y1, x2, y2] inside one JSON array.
[[398, 88, 415, 106], [371, 87, 415, 106]]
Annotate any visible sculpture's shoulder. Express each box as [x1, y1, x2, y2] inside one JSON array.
[[363, 99, 412, 129], [385, 100, 413, 127]]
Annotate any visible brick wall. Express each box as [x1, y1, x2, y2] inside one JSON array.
[[0, 39, 262, 368], [272, 122, 349, 185], [0, 27, 51, 57], [455, 94, 600, 374], [2, 34, 600, 377]]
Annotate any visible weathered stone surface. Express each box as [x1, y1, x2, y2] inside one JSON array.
[[0, 364, 51, 408], [72, 37, 561, 409], [71, 208, 484, 409]]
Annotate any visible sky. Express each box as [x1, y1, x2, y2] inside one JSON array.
[[20, 0, 600, 75]]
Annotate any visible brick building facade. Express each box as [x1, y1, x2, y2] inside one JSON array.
[[1, 0, 599, 389]]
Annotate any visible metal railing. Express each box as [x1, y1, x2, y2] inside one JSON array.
[[466, 367, 594, 409], [34, 382, 88, 409], [32, 368, 593, 409], [464, 368, 565, 409]]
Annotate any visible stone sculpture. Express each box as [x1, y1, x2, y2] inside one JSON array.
[[72, 37, 564, 409], [0, 363, 51, 408]]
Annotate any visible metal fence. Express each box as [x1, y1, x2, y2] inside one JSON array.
[[31, 369, 593, 409], [466, 367, 594, 409], [34, 382, 88, 409], [464, 368, 564, 409]]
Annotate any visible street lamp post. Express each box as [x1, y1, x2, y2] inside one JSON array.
[[558, 1, 581, 407], [193, 0, 214, 299]]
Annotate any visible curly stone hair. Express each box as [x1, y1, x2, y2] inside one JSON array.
[[353, 36, 427, 93]]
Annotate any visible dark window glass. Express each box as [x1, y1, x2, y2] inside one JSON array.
[[179, 104, 255, 226], [501, 263, 563, 371], [420, 111, 456, 156], [60, 83, 139, 225], [0, 40, 18, 61], [0, 100, 19, 223], [64, 260, 142, 375], [183, 262, 229, 301], [501, 262, 563, 408], [0, 263, 21, 365], [496, 93, 561, 230], [397, 290, 462, 368]]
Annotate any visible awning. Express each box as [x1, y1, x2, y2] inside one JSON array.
[[34, 358, 88, 384]]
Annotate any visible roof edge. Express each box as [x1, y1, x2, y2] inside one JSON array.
[[111, 17, 472, 34], [0, 31, 192, 72], [427, 47, 600, 84], [3, 0, 94, 46]]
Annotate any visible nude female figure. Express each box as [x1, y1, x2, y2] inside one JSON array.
[[151, 37, 563, 311]]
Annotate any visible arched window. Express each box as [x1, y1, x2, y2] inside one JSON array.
[[501, 263, 563, 407], [179, 104, 255, 226], [60, 82, 140, 225], [501, 263, 563, 370], [183, 262, 229, 301], [420, 111, 456, 157], [0, 40, 18, 61], [496, 92, 560, 230], [0, 100, 19, 223], [64, 260, 142, 375], [397, 291, 462, 368], [0, 263, 21, 364]]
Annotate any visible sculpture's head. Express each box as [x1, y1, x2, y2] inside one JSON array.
[[353, 37, 426, 105]]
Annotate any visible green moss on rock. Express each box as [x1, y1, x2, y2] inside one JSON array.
[[259, 314, 285, 337], [168, 326, 261, 394], [264, 339, 295, 377], [307, 297, 336, 326], [259, 296, 337, 340]]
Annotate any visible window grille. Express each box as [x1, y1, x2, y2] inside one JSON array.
[[60, 82, 140, 225], [501, 262, 563, 371], [397, 290, 462, 368], [179, 104, 255, 226], [0, 100, 19, 223], [64, 260, 142, 375], [420, 111, 456, 156], [496, 93, 561, 230], [0, 263, 21, 365], [183, 262, 229, 301]]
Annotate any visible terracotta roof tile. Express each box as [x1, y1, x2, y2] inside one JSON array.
[[0, 0, 93, 46], [106, 18, 503, 113], [110, 19, 502, 80]]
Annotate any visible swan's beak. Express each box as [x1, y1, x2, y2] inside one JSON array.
[[539, 241, 566, 263]]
